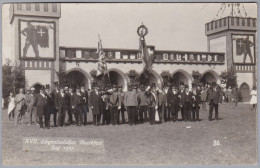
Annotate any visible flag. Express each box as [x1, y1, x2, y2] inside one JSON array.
[[236, 38, 244, 55], [139, 37, 154, 72], [36, 25, 49, 48], [97, 35, 108, 76]]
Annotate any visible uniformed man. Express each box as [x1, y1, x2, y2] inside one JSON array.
[[14, 88, 26, 125], [26, 87, 37, 126], [137, 85, 148, 123], [80, 86, 89, 125], [110, 85, 121, 125], [124, 85, 138, 125]]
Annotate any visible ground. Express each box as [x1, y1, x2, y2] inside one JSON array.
[[1, 103, 257, 166]]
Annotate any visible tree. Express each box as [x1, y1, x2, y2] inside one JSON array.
[[220, 69, 237, 88], [160, 70, 172, 84], [192, 70, 202, 87], [127, 70, 139, 86]]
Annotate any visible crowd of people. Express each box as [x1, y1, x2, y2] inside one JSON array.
[[6, 82, 257, 129]]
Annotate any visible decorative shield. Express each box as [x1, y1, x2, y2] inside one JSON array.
[[137, 24, 148, 37]]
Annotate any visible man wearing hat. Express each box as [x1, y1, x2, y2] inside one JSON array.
[[57, 87, 68, 127], [74, 88, 83, 126], [45, 84, 54, 129], [52, 82, 59, 127], [169, 86, 180, 122], [137, 84, 148, 123], [162, 82, 171, 122], [67, 87, 74, 125], [124, 84, 138, 125], [25, 87, 37, 126], [80, 86, 89, 125], [192, 87, 201, 121], [34, 86, 47, 128], [206, 83, 222, 121], [109, 85, 121, 125], [179, 85, 193, 122], [89, 83, 102, 126], [117, 85, 126, 124], [178, 84, 185, 121]]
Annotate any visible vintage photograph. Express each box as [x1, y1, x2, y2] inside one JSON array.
[[1, 2, 258, 166]]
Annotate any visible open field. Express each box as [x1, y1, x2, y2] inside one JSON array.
[[2, 103, 257, 166]]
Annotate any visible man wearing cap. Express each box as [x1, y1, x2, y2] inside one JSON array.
[[124, 85, 138, 125], [89, 84, 102, 126], [26, 87, 37, 125], [169, 86, 180, 122], [117, 86, 126, 124], [14, 88, 26, 125], [137, 85, 148, 123], [109, 85, 121, 125], [207, 84, 222, 121], [180, 86, 193, 122], [34, 87, 47, 128], [80, 86, 89, 125]]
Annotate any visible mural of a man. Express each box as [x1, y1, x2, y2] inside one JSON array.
[[21, 22, 39, 57], [242, 36, 254, 63]]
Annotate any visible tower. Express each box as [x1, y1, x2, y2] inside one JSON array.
[[205, 3, 257, 101], [9, 3, 61, 90]]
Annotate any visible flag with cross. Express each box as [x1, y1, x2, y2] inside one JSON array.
[[36, 25, 49, 48], [236, 38, 245, 55]]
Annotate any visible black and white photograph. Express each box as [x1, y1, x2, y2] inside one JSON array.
[[1, 2, 258, 166]]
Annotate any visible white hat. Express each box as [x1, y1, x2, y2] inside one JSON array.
[[30, 87, 35, 91]]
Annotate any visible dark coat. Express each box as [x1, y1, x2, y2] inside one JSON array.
[[206, 89, 222, 104], [180, 91, 193, 106], [168, 91, 180, 107], [145, 91, 157, 107], [192, 92, 202, 106], [45, 92, 55, 114], [57, 92, 68, 111], [73, 93, 83, 106], [52, 89, 59, 110], [80, 90, 88, 105], [89, 90, 102, 115], [35, 93, 47, 118]]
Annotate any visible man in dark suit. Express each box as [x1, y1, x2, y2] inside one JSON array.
[[109, 85, 121, 125], [169, 86, 180, 122], [67, 88, 74, 125], [162, 83, 171, 122], [207, 84, 222, 121], [74, 88, 83, 126], [80, 86, 89, 125], [117, 86, 125, 124], [137, 85, 148, 123], [178, 85, 185, 121], [89, 84, 102, 126], [57, 88, 68, 127], [44, 85, 54, 129], [180, 86, 193, 122], [51, 82, 59, 127], [34, 87, 47, 128], [192, 87, 202, 121]]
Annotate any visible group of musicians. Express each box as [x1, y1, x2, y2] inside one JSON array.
[[13, 81, 222, 129]]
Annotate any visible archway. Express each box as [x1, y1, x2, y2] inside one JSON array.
[[240, 83, 250, 102], [201, 70, 220, 86], [66, 68, 92, 90], [139, 69, 163, 88], [172, 70, 193, 88], [107, 68, 130, 91], [31, 82, 43, 94]]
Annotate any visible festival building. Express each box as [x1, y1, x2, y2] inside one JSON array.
[[9, 3, 257, 102]]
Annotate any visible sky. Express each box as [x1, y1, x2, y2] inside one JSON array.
[[1, 3, 257, 63]]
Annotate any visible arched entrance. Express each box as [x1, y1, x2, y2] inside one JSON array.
[[172, 70, 193, 88], [66, 68, 92, 89], [240, 83, 250, 102], [31, 82, 43, 94], [139, 69, 163, 88], [107, 68, 129, 91], [201, 70, 220, 86]]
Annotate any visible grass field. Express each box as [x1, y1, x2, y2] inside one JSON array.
[[1, 103, 257, 166]]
